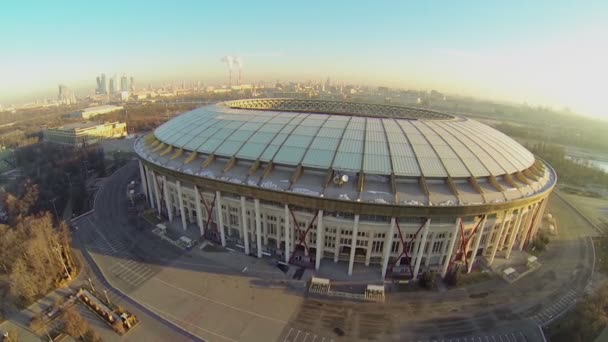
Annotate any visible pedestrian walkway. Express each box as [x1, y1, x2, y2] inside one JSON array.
[[410, 332, 529, 342], [77, 216, 131, 257], [109, 259, 157, 288], [280, 326, 335, 342], [529, 288, 579, 325]]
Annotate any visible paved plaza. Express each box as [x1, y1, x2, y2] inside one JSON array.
[[65, 161, 596, 341]]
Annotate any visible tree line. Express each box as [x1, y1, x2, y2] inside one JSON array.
[[11, 142, 105, 217], [525, 142, 608, 188]]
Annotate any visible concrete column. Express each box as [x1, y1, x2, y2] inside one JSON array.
[[151, 170, 161, 214], [240, 196, 250, 255], [138, 161, 149, 202], [530, 200, 547, 239], [348, 215, 360, 276], [505, 209, 524, 259], [254, 199, 262, 258], [262, 215, 269, 246], [144, 167, 160, 208], [334, 226, 341, 262], [284, 204, 290, 263], [315, 210, 324, 270], [176, 180, 187, 231], [412, 218, 430, 280], [467, 216, 487, 273], [216, 191, 226, 246], [425, 231, 436, 268], [441, 217, 461, 278], [488, 211, 509, 266], [146, 167, 156, 209], [518, 205, 536, 251], [497, 211, 513, 251], [381, 218, 396, 279], [163, 176, 173, 221], [193, 186, 204, 236], [365, 237, 372, 267]]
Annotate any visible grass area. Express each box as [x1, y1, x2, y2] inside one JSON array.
[[142, 210, 161, 225], [456, 271, 492, 287], [594, 236, 608, 275], [560, 192, 608, 228]]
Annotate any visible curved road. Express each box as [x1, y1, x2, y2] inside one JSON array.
[[77, 160, 595, 342]]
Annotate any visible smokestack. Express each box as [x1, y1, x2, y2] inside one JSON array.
[[234, 57, 243, 86], [221, 56, 234, 87]]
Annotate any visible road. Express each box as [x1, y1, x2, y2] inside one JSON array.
[[73, 160, 594, 341]]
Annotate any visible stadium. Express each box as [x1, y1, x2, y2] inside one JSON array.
[[134, 98, 556, 280]]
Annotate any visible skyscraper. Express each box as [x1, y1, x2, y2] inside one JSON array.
[[96, 76, 102, 94], [100, 73, 108, 95], [109, 77, 116, 94], [129, 76, 135, 92], [57, 84, 76, 104], [120, 75, 129, 92]]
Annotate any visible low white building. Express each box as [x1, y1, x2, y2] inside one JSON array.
[[71, 105, 123, 119]]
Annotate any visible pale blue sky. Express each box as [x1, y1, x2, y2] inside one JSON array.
[[1, 1, 606, 117]]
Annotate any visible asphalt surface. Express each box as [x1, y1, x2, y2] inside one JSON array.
[[73, 160, 595, 342]]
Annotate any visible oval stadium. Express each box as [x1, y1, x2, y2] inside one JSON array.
[[134, 98, 556, 280]]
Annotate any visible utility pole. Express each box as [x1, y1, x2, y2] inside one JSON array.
[[104, 289, 111, 308], [54, 244, 72, 280], [88, 278, 95, 293], [50, 197, 59, 220]]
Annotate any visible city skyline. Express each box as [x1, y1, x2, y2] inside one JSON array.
[[1, 1, 606, 118]]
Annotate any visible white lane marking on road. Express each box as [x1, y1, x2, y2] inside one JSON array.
[[132, 267, 155, 283], [154, 277, 288, 324], [242, 267, 248, 272], [87, 217, 117, 253], [294, 330, 301, 341], [302, 332, 309, 341], [311, 335, 317, 342], [134, 299, 238, 342], [283, 327, 294, 342]]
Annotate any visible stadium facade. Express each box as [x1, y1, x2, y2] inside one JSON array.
[[135, 99, 556, 279]]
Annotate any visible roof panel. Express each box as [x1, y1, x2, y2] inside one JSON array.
[[273, 146, 306, 165], [392, 156, 420, 176], [365, 141, 389, 155], [388, 141, 415, 157], [199, 138, 224, 153], [248, 131, 276, 144], [302, 149, 334, 168], [338, 139, 364, 153], [309, 137, 340, 150], [214, 140, 243, 156], [363, 154, 391, 175], [283, 134, 313, 148], [332, 152, 362, 171], [152, 103, 536, 182], [259, 144, 280, 161], [417, 157, 448, 177], [317, 127, 345, 138], [236, 143, 267, 159]]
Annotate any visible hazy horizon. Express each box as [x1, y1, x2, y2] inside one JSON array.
[[1, 1, 606, 118]]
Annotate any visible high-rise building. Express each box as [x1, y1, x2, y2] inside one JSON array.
[[101, 73, 108, 94], [109, 77, 116, 94], [129, 76, 135, 92], [96, 76, 102, 94], [57, 84, 76, 104], [120, 75, 129, 92]]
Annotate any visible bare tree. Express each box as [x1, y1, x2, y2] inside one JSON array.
[[61, 306, 89, 339], [29, 313, 52, 341], [9, 258, 38, 303]]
